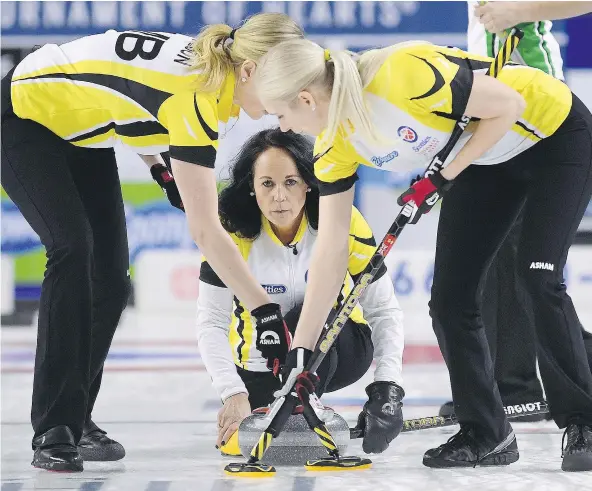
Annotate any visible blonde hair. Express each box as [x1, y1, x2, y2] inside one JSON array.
[[190, 13, 303, 92], [255, 39, 374, 146], [255, 39, 433, 147]]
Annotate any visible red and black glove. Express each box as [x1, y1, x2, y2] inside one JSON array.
[[150, 163, 184, 211], [280, 347, 320, 403], [252, 303, 292, 375], [397, 172, 452, 224]]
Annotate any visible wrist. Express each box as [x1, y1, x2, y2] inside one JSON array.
[[251, 302, 281, 320], [439, 167, 456, 181], [285, 346, 313, 364], [221, 387, 248, 403], [429, 171, 451, 188], [510, 2, 531, 24], [224, 391, 249, 403], [291, 339, 315, 350]]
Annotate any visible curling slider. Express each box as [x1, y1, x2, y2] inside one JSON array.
[[224, 462, 276, 477]]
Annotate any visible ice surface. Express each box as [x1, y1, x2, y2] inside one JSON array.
[[2, 311, 590, 490]]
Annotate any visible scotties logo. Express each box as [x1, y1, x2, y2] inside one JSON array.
[[262, 284, 287, 294], [397, 126, 418, 143]]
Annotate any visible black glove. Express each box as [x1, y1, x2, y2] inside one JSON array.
[[355, 381, 405, 454], [278, 347, 319, 403], [397, 172, 452, 224], [251, 303, 292, 375], [150, 163, 183, 211]]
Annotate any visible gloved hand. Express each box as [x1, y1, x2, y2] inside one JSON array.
[[355, 381, 405, 454], [251, 303, 292, 375], [278, 347, 319, 403], [397, 172, 452, 224], [150, 163, 183, 211]]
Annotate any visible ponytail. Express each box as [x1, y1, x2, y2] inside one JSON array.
[[190, 13, 304, 93], [191, 24, 234, 92], [324, 50, 375, 147]]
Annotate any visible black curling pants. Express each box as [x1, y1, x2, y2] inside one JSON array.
[[1, 70, 131, 444], [430, 94, 592, 443]]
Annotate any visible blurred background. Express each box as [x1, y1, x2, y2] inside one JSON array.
[[2, 1, 591, 347]]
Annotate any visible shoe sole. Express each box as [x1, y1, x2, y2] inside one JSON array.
[[423, 450, 519, 468], [562, 454, 592, 472], [32, 461, 83, 472]]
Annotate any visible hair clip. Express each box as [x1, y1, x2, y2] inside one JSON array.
[[223, 28, 236, 50]]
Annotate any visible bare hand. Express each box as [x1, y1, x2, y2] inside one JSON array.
[[475, 2, 520, 34], [216, 392, 251, 447]]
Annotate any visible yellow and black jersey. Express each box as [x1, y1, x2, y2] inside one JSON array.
[[314, 43, 572, 195], [197, 206, 387, 372], [10, 30, 240, 167]]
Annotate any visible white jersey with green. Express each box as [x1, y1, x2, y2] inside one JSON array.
[[467, 1, 564, 81]]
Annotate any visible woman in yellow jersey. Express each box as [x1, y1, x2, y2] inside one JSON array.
[[253, 39, 592, 471], [195, 128, 404, 455], [0, 13, 303, 472]]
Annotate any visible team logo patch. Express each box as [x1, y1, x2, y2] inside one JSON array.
[[262, 284, 287, 294], [371, 151, 398, 167], [397, 126, 418, 143]]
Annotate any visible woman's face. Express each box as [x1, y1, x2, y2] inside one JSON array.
[[252, 147, 309, 230]]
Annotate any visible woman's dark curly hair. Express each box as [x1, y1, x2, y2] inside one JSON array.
[[219, 128, 320, 239]]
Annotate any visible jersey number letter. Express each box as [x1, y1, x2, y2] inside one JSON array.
[[115, 31, 171, 61]]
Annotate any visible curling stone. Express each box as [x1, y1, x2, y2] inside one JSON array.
[[237, 409, 350, 465]]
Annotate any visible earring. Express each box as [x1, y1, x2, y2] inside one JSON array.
[[241, 77, 247, 83], [306, 188, 311, 192], [311, 106, 316, 112], [249, 191, 255, 196]]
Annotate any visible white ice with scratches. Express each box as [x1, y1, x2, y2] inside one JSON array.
[[2, 312, 590, 491]]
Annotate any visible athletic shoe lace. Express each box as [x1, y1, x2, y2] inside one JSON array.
[[562, 424, 590, 458], [442, 426, 482, 466]]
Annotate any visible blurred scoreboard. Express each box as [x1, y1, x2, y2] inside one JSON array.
[[1, 1, 472, 75]]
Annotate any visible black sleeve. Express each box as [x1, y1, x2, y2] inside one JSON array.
[[448, 66, 474, 119], [318, 173, 359, 196], [169, 145, 217, 168], [199, 260, 227, 288]]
